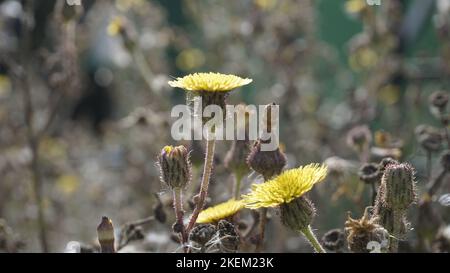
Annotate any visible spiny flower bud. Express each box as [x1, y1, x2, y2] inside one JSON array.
[[280, 196, 316, 232], [158, 145, 191, 189], [378, 163, 416, 211], [189, 224, 216, 247], [345, 208, 389, 253], [247, 139, 287, 180], [217, 220, 240, 253], [358, 163, 380, 184], [321, 229, 345, 252], [97, 216, 115, 253], [440, 150, 450, 172]]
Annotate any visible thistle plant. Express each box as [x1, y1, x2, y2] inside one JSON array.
[[242, 164, 328, 253], [165, 72, 252, 251]]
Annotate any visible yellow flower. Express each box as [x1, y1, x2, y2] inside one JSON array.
[[197, 199, 245, 223], [168, 72, 252, 92], [242, 164, 328, 209], [107, 16, 125, 37], [345, 0, 367, 14]]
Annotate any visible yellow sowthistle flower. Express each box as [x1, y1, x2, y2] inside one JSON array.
[[168, 72, 252, 93], [197, 199, 245, 224], [242, 164, 328, 209]]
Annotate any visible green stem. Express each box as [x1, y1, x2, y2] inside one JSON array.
[[300, 225, 326, 253]]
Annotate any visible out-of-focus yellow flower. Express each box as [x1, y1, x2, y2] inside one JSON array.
[[345, 0, 367, 14], [115, 0, 145, 12], [56, 175, 80, 195], [242, 164, 328, 209], [197, 199, 245, 223], [378, 84, 400, 105], [107, 16, 125, 37], [0, 75, 11, 98], [349, 47, 378, 71], [254, 0, 277, 10], [168, 72, 252, 92], [176, 48, 205, 71]]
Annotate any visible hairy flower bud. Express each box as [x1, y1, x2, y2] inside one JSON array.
[[97, 216, 115, 253], [247, 139, 287, 180], [379, 163, 416, 211], [158, 145, 191, 189], [280, 196, 316, 232]]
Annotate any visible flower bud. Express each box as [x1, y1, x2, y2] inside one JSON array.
[[158, 145, 191, 189], [280, 196, 316, 232], [358, 163, 380, 184], [97, 216, 115, 253], [247, 139, 287, 180], [379, 163, 416, 211]]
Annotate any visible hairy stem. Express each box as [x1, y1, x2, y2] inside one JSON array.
[[186, 135, 216, 234], [300, 225, 326, 253], [173, 187, 188, 252]]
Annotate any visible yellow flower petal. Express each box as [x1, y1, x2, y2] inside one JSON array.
[[168, 72, 252, 92], [242, 164, 328, 209], [197, 199, 245, 223]]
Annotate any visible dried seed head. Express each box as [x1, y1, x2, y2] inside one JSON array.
[[440, 150, 450, 172], [247, 139, 287, 180], [279, 196, 316, 232], [217, 220, 240, 253], [379, 163, 416, 211], [346, 125, 372, 152], [415, 125, 443, 152], [189, 224, 216, 246], [358, 163, 380, 184], [97, 216, 115, 253], [345, 208, 389, 253], [158, 145, 192, 189], [321, 229, 346, 252], [429, 91, 449, 115]]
